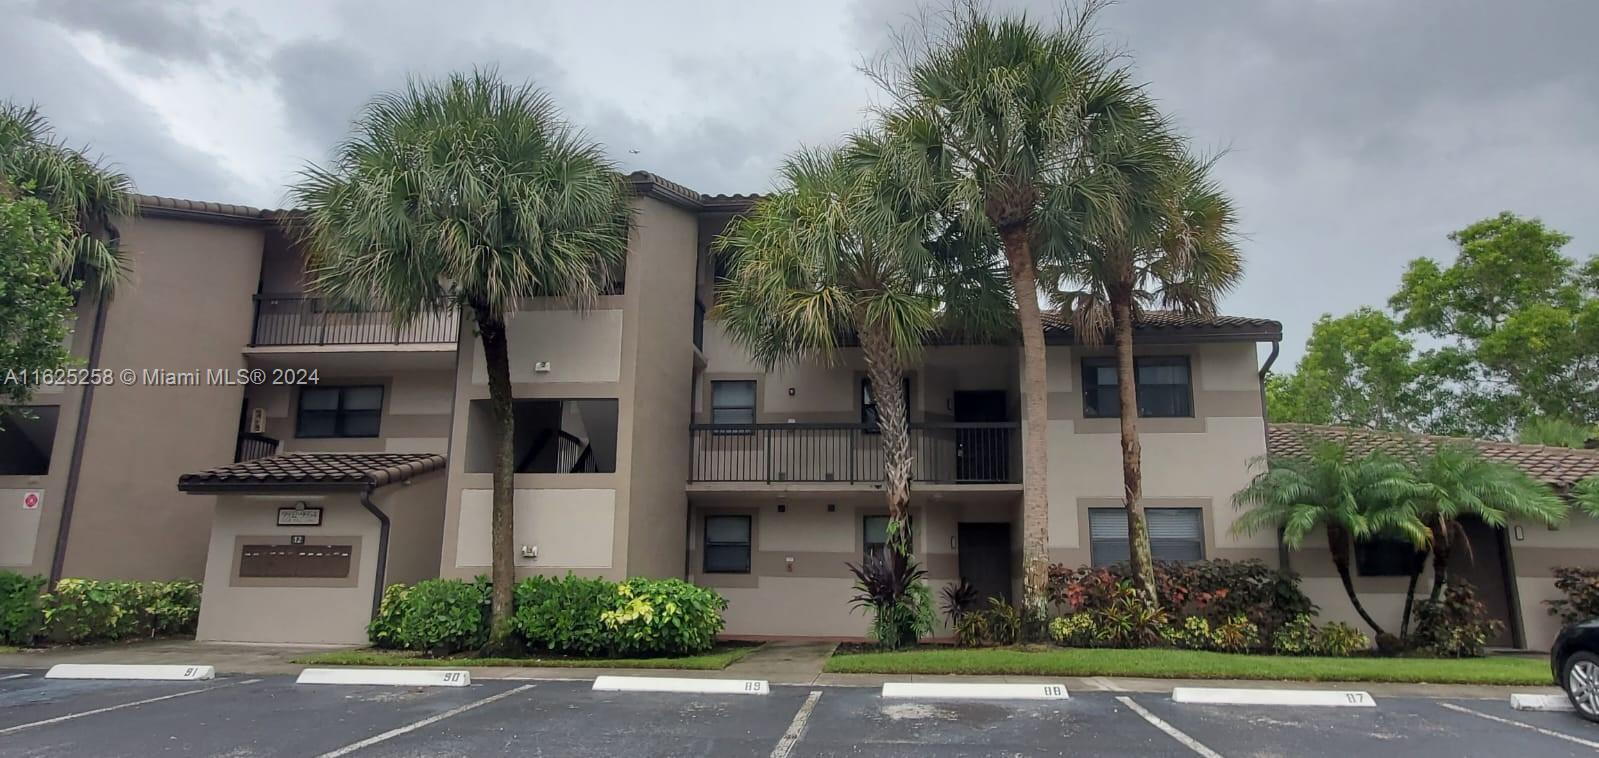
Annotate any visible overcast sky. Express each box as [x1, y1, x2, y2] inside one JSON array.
[[4, 0, 1595, 365]]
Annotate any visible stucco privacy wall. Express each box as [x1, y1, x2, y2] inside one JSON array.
[[1042, 341, 1277, 566], [1516, 515, 1599, 648], [61, 216, 265, 581]]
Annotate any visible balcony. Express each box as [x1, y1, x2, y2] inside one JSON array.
[[234, 432, 279, 462], [689, 422, 1019, 484], [250, 294, 459, 347]]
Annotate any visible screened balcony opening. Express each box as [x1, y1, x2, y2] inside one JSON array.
[[466, 399, 618, 474], [0, 406, 58, 476]]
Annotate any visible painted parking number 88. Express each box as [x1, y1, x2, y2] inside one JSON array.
[[1043, 686, 1064, 697]]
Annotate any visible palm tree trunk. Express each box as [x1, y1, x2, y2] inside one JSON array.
[[1400, 557, 1425, 643], [1329, 524, 1388, 639], [476, 310, 518, 655], [1428, 520, 1453, 605], [859, 327, 913, 565], [1000, 227, 1050, 632], [1112, 297, 1157, 602]]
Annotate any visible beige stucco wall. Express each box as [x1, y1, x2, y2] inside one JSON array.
[[58, 216, 264, 581], [455, 488, 617, 570], [248, 370, 454, 455], [195, 493, 378, 644], [469, 308, 623, 385]]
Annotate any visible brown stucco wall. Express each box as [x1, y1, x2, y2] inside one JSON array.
[[59, 216, 265, 581]]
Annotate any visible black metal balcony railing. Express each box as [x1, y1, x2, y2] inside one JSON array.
[[689, 422, 1019, 484], [250, 295, 459, 347], [235, 432, 280, 462]]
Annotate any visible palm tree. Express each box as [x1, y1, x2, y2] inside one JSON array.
[[1232, 440, 1428, 639], [1045, 142, 1240, 600], [714, 135, 940, 565], [1518, 416, 1599, 449], [290, 70, 632, 653], [1395, 445, 1564, 640], [871, 1, 1163, 621], [1575, 477, 1599, 519], [0, 101, 135, 300]]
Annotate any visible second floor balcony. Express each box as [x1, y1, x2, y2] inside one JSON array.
[[689, 422, 1020, 485], [250, 294, 459, 347]]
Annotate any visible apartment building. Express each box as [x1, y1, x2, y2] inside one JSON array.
[[4, 172, 1593, 647]]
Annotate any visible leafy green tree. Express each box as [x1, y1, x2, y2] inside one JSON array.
[[1266, 308, 1457, 433], [1389, 212, 1599, 434], [1517, 416, 1599, 449], [714, 136, 940, 570], [1395, 445, 1564, 641], [1232, 440, 1427, 639], [1046, 152, 1242, 601], [0, 102, 135, 300], [872, 1, 1165, 621], [291, 70, 632, 654], [0, 192, 73, 410]]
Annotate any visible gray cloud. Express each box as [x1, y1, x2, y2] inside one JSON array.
[[31, 0, 262, 75]]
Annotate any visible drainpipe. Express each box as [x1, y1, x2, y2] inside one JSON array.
[[49, 294, 110, 586], [1256, 339, 1286, 570], [359, 483, 392, 621]]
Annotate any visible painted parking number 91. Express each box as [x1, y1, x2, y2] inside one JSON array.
[[182, 667, 198, 678]]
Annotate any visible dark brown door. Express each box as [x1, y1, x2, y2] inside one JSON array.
[[953, 391, 1008, 482], [958, 522, 1012, 604], [1453, 516, 1517, 647]]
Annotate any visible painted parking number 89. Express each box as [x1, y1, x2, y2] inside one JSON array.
[[744, 681, 766, 693]]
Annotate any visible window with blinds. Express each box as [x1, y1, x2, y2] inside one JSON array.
[[703, 515, 752, 573], [1088, 507, 1204, 566]]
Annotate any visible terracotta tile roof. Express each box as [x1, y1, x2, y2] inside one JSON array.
[[178, 452, 447, 492], [135, 194, 279, 222], [1042, 310, 1283, 342], [1267, 423, 1599, 490]]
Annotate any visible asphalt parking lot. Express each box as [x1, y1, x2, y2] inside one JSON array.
[[1, 668, 1595, 757]]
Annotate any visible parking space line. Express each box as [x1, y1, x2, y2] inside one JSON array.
[[0, 673, 28, 681], [770, 690, 822, 758], [1437, 702, 1599, 750], [316, 683, 535, 758], [1088, 676, 1125, 692], [1117, 696, 1225, 758], [0, 678, 260, 736]]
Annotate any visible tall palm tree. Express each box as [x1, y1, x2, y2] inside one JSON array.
[[1396, 445, 1564, 638], [0, 102, 135, 300], [714, 135, 940, 565], [1232, 440, 1428, 639], [1045, 152, 1242, 600], [871, 1, 1162, 621], [1575, 477, 1599, 519], [290, 70, 632, 653]]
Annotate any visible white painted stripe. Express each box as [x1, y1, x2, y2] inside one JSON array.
[[316, 683, 534, 758], [592, 675, 769, 695], [770, 690, 822, 758], [1172, 687, 1373, 707], [0, 673, 28, 681], [46, 664, 214, 681], [296, 668, 470, 687], [882, 682, 1069, 700], [0, 678, 257, 736], [1510, 693, 1575, 712], [1089, 676, 1126, 692], [1118, 696, 1225, 758], [1439, 702, 1599, 750]]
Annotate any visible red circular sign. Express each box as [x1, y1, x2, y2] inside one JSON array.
[[22, 492, 39, 509]]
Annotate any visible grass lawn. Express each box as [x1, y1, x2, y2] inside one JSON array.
[[0, 646, 16, 654], [825, 645, 1554, 686], [294, 642, 759, 671]]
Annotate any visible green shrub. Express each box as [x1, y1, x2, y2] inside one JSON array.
[[513, 575, 621, 656], [1546, 567, 1599, 625], [20, 578, 202, 645], [1213, 613, 1261, 653], [1049, 560, 1314, 637], [368, 583, 411, 649], [395, 578, 491, 655], [1413, 581, 1501, 658], [955, 597, 1022, 647], [1165, 616, 1218, 651], [1271, 614, 1318, 656], [145, 580, 201, 637], [599, 578, 729, 656], [847, 555, 934, 651], [0, 572, 45, 645], [1048, 612, 1096, 647], [1312, 622, 1370, 657], [1088, 582, 1168, 649]]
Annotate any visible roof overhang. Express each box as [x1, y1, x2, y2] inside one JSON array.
[[177, 452, 447, 494]]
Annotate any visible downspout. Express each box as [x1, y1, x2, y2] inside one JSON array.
[[1257, 339, 1288, 571], [360, 483, 392, 621], [49, 294, 110, 586]]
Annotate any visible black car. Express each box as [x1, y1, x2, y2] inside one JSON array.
[[1553, 618, 1599, 722]]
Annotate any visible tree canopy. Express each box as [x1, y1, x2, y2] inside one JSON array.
[[0, 192, 73, 410]]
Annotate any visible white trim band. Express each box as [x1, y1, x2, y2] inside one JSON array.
[[296, 668, 470, 687], [591, 676, 769, 695], [45, 664, 214, 681], [881, 682, 1069, 700], [1171, 687, 1374, 707]]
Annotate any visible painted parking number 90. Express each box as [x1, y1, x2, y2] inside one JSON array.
[[442, 672, 464, 683]]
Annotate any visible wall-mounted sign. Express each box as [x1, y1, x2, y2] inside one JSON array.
[[277, 504, 323, 527], [21, 491, 42, 510]]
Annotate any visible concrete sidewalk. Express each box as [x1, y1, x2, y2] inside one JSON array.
[[0, 638, 1564, 702]]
